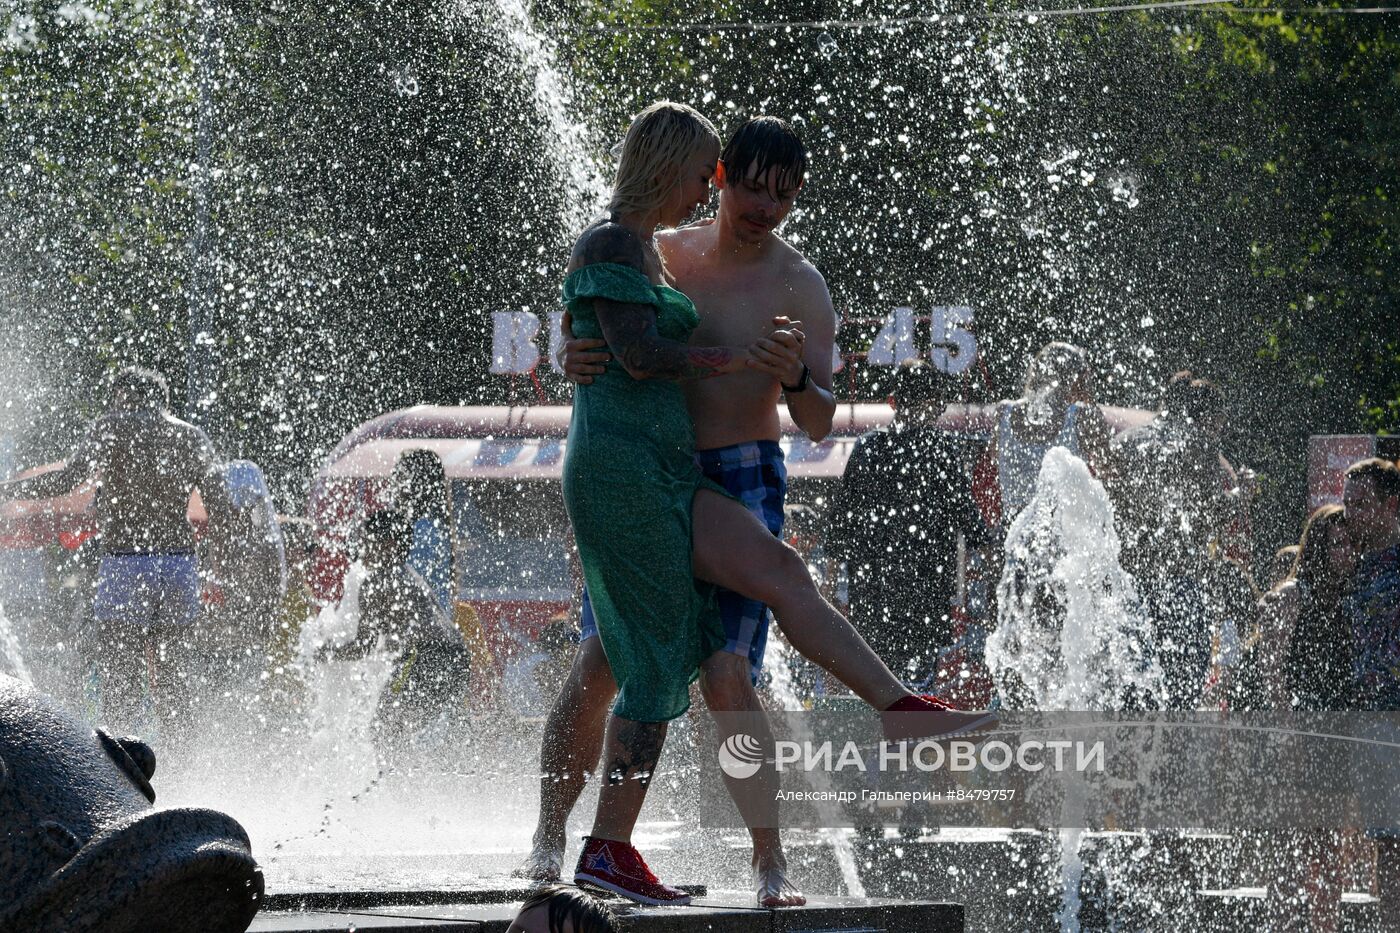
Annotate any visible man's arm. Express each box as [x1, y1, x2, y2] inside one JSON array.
[[0, 428, 101, 501], [556, 311, 612, 386], [753, 263, 837, 442]]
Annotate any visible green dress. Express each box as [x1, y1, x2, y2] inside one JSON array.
[[561, 262, 727, 722]]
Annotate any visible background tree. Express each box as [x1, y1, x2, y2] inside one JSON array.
[[0, 0, 1393, 560]]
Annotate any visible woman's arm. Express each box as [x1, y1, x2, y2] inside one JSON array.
[[595, 297, 750, 381], [572, 223, 750, 381]]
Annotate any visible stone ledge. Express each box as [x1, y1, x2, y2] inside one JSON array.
[[249, 892, 964, 932]]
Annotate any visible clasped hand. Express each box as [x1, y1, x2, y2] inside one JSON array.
[[745, 315, 806, 385]]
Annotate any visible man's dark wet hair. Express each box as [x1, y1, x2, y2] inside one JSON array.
[[1345, 457, 1400, 502], [1161, 370, 1225, 424], [720, 116, 808, 193], [515, 884, 619, 933], [889, 360, 961, 410], [111, 366, 170, 411]]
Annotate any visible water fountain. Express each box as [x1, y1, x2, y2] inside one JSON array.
[[0, 0, 1390, 929], [985, 446, 1163, 932], [986, 446, 1162, 713]]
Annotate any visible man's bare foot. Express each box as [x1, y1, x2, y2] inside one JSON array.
[[754, 855, 806, 907], [510, 836, 565, 882]]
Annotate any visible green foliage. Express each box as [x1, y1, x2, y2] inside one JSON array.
[[546, 0, 1397, 549], [0, 0, 1394, 540], [1, 0, 588, 498]]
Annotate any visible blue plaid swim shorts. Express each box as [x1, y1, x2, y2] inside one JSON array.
[[579, 439, 787, 684]]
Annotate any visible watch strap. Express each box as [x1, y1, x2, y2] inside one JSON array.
[[782, 363, 811, 393]]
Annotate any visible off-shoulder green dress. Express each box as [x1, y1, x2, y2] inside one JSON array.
[[561, 262, 727, 723]]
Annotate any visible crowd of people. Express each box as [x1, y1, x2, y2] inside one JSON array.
[[828, 339, 1399, 727], [0, 366, 473, 754]]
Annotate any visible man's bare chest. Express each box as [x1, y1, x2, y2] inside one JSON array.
[[679, 269, 794, 346]]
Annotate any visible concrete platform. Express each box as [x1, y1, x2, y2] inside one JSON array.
[[249, 892, 964, 932], [1195, 887, 1382, 933], [260, 882, 705, 913]]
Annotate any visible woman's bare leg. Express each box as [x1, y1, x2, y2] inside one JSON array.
[[588, 714, 668, 843], [691, 488, 908, 710], [514, 637, 618, 878]]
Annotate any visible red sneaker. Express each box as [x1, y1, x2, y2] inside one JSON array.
[[573, 836, 692, 906], [882, 693, 998, 744]]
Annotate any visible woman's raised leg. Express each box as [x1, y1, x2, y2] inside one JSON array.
[[691, 488, 909, 709]]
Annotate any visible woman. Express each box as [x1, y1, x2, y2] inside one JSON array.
[[988, 341, 1112, 525], [561, 101, 991, 904], [1254, 505, 1357, 933], [1260, 505, 1357, 711]]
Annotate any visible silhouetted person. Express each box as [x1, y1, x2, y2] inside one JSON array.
[[346, 509, 470, 754], [827, 362, 990, 686], [1261, 505, 1357, 711], [986, 341, 1113, 526], [390, 449, 455, 617], [1345, 458, 1400, 710], [0, 367, 226, 739], [1112, 372, 1249, 709]]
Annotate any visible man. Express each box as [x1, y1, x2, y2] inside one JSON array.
[[342, 509, 471, 754], [0, 367, 226, 739], [513, 117, 832, 907], [1110, 372, 1251, 709], [1345, 458, 1400, 710], [827, 361, 989, 689]]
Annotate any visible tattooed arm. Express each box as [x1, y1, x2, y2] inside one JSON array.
[[595, 301, 750, 381], [569, 222, 750, 382]]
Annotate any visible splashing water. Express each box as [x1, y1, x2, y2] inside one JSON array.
[[0, 601, 32, 685], [458, 0, 608, 230], [298, 560, 368, 664], [985, 446, 1163, 931], [986, 445, 1161, 711]]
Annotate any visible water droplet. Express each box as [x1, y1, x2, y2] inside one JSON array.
[[392, 70, 420, 97]]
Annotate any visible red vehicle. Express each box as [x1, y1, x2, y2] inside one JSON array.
[[307, 402, 1158, 687]]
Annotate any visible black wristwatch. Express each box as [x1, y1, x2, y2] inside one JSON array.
[[782, 363, 811, 394]]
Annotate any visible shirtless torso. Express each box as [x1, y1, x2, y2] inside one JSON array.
[[658, 220, 837, 449]]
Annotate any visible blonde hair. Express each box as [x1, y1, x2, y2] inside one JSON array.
[[608, 101, 719, 217]]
